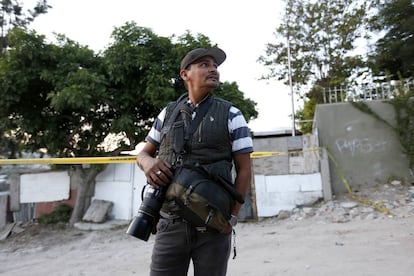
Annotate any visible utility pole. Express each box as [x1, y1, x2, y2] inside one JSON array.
[[287, 32, 296, 136]]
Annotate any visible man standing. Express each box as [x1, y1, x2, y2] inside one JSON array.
[[136, 47, 253, 276]]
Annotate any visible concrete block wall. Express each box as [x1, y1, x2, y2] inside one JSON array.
[[314, 101, 412, 194], [251, 133, 324, 217], [253, 136, 289, 175]]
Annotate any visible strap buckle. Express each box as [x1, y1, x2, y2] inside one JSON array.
[[195, 226, 208, 233], [172, 153, 183, 168]]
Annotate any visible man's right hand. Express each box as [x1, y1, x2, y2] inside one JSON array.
[[142, 157, 173, 189], [137, 142, 173, 189]]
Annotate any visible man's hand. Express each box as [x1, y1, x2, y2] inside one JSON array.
[[222, 222, 233, 234], [137, 142, 174, 189], [142, 158, 173, 189]]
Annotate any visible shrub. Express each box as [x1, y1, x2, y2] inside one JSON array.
[[37, 204, 73, 224]]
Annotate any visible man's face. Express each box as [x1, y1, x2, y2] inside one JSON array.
[[183, 56, 220, 90]]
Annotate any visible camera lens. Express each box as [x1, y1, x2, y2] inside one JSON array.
[[126, 185, 167, 241], [126, 211, 154, 241]]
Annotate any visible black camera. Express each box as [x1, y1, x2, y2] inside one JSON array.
[[126, 185, 167, 241]]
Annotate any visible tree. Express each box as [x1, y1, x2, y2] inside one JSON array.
[[0, 28, 109, 223], [295, 85, 324, 134], [259, 0, 375, 132], [213, 82, 258, 121], [0, 24, 258, 225], [260, 0, 374, 88], [0, 28, 56, 158], [0, 0, 50, 53], [369, 0, 414, 78], [0, 0, 50, 157], [1, 29, 106, 157]]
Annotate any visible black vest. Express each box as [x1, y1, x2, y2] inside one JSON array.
[[158, 94, 233, 182]]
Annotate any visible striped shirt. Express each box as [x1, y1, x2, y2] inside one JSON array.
[[146, 104, 253, 155]]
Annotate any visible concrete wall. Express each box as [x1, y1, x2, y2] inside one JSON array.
[[251, 134, 324, 217], [15, 165, 145, 221], [254, 173, 322, 217], [94, 163, 142, 220], [94, 163, 147, 220], [314, 101, 412, 194], [20, 171, 70, 203], [253, 134, 320, 175], [10, 133, 326, 221]]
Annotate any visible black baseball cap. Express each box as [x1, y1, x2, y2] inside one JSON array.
[[180, 48, 226, 70]]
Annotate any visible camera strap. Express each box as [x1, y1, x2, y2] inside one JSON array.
[[183, 94, 213, 148]]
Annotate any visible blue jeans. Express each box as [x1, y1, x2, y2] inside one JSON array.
[[150, 218, 232, 276]]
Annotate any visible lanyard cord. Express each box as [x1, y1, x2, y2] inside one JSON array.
[[232, 229, 237, 259]]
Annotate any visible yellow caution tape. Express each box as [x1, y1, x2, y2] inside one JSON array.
[[250, 152, 282, 158], [0, 156, 137, 165], [324, 147, 393, 216], [0, 150, 319, 165], [250, 148, 320, 159]]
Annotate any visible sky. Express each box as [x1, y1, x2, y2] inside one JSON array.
[[25, 0, 296, 132]]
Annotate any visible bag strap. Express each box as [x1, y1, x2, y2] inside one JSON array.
[[183, 95, 213, 145], [164, 93, 212, 137], [182, 163, 245, 204], [163, 93, 213, 167], [163, 93, 189, 131]]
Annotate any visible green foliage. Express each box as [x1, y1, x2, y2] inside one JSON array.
[[259, 0, 373, 89], [0, 28, 108, 157], [213, 82, 258, 122], [0, 24, 258, 159], [0, 0, 50, 53], [37, 204, 72, 224], [295, 85, 325, 133], [0, 18, 258, 227], [349, 101, 392, 127], [369, 0, 414, 78], [296, 98, 316, 134], [388, 88, 414, 170], [350, 86, 414, 170], [103, 23, 177, 146]]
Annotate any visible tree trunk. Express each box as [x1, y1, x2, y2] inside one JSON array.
[[69, 165, 101, 227]]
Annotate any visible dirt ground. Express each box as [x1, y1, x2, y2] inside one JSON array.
[[1, 184, 414, 276]]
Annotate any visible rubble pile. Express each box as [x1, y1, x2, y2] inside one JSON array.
[[285, 181, 414, 223]]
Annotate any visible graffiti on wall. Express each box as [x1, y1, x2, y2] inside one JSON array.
[[335, 138, 389, 156]]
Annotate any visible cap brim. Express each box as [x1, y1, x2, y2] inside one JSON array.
[[181, 48, 227, 70], [203, 48, 226, 67]]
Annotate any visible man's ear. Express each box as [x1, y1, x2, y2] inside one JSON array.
[[180, 69, 188, 81]]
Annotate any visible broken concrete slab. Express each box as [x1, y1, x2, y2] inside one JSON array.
[[82, 199, 113, 223], [0, 222, 16, 241]]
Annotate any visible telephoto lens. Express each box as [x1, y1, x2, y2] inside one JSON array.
[[126, 185, 167, 241]]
